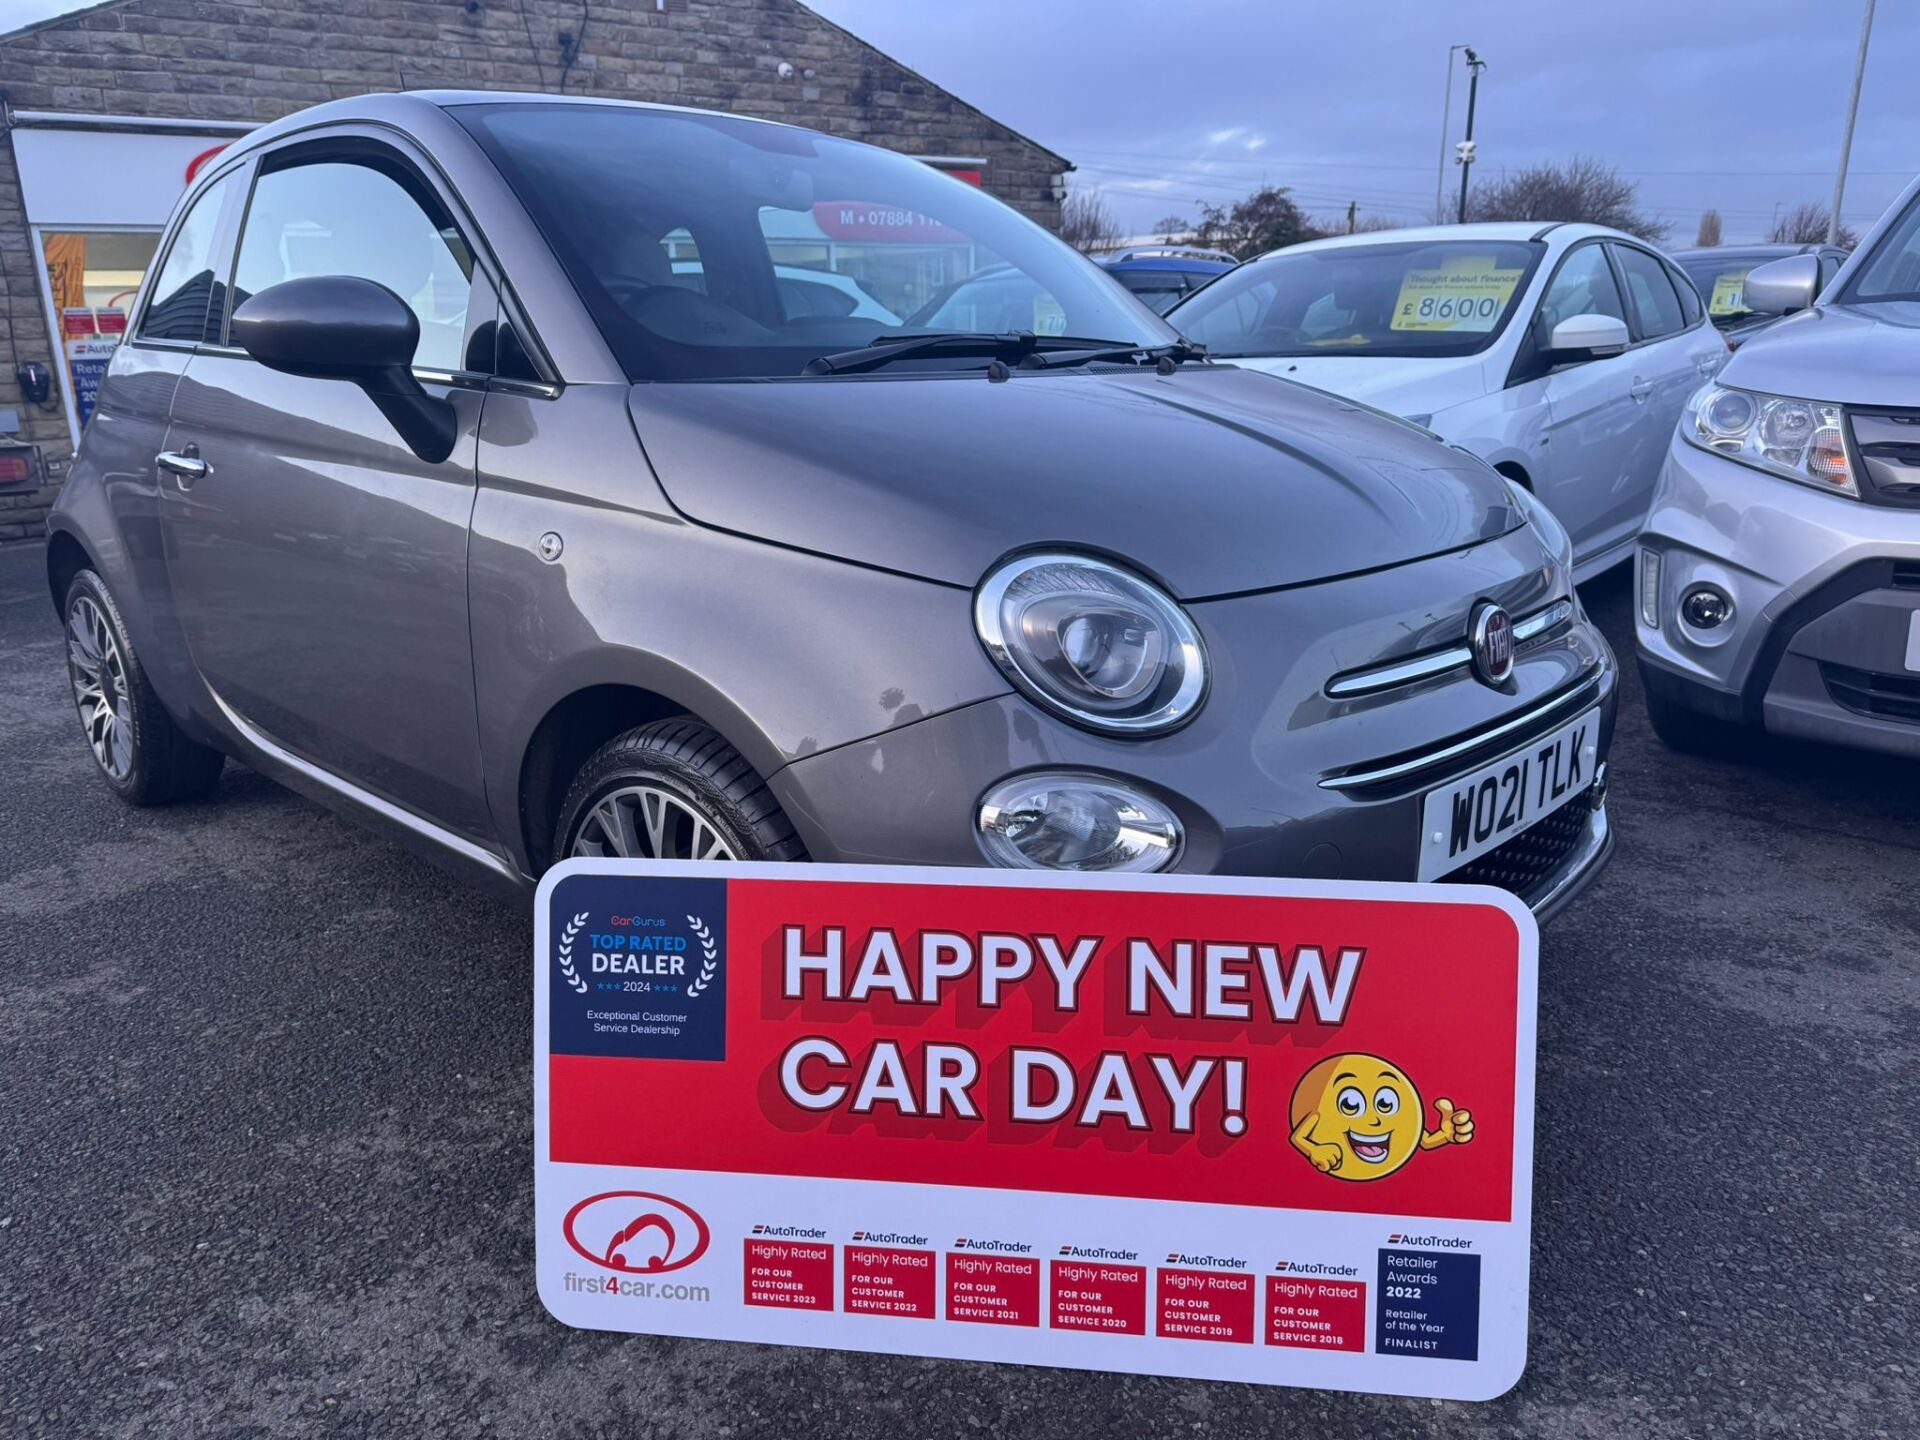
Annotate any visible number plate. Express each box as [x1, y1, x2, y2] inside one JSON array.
[[1417, 709, 1599, 881]]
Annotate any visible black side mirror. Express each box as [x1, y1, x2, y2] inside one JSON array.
[[231, 276, 458, 464]]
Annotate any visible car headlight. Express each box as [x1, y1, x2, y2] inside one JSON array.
[[974, 553, 1207, 735], [1505, 478, 1573, 573], [1683, 383, 1856, 498], [977, 772, 1182, 873]]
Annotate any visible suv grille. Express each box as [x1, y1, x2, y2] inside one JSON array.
[[1821, 663, 1920, 725], [1438, 788, 1596, 899]]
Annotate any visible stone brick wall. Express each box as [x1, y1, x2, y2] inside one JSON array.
[[0, 0, 1069, 540]]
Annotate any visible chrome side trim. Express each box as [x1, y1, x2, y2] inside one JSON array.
[[1319, 655, 1606, 791], [1326, 598, 1574, 698], [207, 689, 521, 884]]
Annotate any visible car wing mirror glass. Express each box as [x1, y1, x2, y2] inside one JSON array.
[[231, 276, 458, 464], [1741, 254, 1820, 316]]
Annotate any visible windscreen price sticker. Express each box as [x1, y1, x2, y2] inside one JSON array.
[[1390, 258, 1525, 333], [534, 862, 1538, 1401]]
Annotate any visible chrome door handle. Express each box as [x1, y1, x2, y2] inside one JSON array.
[[1629, 379, 1653, 402], [157, 448, 209, 484]]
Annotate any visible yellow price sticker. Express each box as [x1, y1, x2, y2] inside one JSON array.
[[1708, 271, 1751, 317], [1390, 257, 1525, 333], [1032, 294, 1067, 336]]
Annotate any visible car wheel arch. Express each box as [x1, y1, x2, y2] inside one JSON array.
[[1492, 460, 1534, 490], [512, 676, 784, 873], [46, 528, 94, 618]]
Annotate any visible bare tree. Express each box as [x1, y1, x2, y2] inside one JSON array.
[[1769, 202, 1857, 248], [1058, 188, 1124, 254], [1695, 210, 1723, 247], [1465, 156, 1669, 243], [1157, 186, 1319, 259]]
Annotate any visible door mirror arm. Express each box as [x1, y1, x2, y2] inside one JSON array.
[[359, 364, 460, 465], [231, 276, 459, 464]]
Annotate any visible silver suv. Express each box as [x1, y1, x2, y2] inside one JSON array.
[[1637, 175, 1920, 758], [47, 93, 1615, 916]]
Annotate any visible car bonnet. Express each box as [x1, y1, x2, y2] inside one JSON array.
[[625, 364, 1522, 601]]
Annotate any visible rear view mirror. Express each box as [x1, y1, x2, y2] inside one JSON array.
[[1546, 312, 1630, 359], [231, 276, 457, 464], [1741, 254, 1820, 316]]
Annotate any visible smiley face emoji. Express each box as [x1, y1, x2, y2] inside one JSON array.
[[1288, 1053, 1472, 1182]]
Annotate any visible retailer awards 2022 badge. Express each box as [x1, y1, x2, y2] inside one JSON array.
[[532, 861, 1538, 1402]]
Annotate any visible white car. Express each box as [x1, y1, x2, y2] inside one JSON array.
[[1167, 223, 1729, 580], [671, 259, 900, 323]]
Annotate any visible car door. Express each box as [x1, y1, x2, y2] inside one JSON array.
[[158, 134, 496, 839], [1609, 242, 1719, 529], [1503, 240, 1640, 570]]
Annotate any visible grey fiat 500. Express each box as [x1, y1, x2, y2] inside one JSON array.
[[48, 92, 1615, 916]]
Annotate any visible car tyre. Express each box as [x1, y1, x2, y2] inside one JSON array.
[[553, 718, 807, 865], [1643, 686, 1745, 757], [63, 568, 224, 805]]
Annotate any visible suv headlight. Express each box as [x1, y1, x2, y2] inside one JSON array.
[[974, 553, 1208, 735], [1505, 478, 1573, 573], [1683, 383, 1856, 498]]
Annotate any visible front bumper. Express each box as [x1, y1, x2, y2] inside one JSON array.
[[1636, 433, 1920, 758], [770, 528, 1617, 921]]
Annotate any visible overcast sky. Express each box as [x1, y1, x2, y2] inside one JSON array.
[[11, 0, 1911, 245], [804, 0, 1911, 245]]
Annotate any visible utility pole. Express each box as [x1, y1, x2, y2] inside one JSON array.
[[1456, 47, 1485, 225], [1434, 43, 1469, 222], [1346, 200, 1357, 234], [1829, 0, 1876, 246]]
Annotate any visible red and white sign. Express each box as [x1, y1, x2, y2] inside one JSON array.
[[535, 862, 1537, 1400], [811, 200, 966, 244]]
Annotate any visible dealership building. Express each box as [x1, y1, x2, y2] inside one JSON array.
[[0, 0, 1069, 540]]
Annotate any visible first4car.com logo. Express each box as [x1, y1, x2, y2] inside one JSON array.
[[560, 1191, 713, 1301]]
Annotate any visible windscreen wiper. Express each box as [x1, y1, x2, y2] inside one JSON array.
[[1016, 338, 1209, 371], [803, 331, 1167, 377], [804, 331, 1045, 376]]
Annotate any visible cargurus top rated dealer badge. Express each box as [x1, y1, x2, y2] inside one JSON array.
[[548, 873, 728, 1062]]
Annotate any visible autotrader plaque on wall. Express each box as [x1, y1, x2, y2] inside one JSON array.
[[534, 860, 1538, 1401]]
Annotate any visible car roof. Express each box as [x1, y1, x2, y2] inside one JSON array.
[[1670, 243, 1831, 260], [1103, 256, 1235, 274], [218, 89, 854, 166], [1249, 221, 1633, 264]]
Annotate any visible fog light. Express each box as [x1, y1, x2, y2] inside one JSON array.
[[976, 773, 1182, 873], [1680, 585, 1732, 630], [1638, 548, 1661, 628]]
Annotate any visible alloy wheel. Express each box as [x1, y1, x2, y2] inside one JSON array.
[[570, 784, 739, 861], [67, 594, 133, 781]]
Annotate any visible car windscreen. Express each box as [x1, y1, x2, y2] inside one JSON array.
[[1168, 239, 1542, 358], [1111, 268, 1192, 313], [1674, 252, 1778, 323], [454, 102, 1175, 380], [1839, 190, 1920, 304]]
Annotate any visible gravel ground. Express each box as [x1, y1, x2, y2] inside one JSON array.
[[1, 539, 1915, 1438]]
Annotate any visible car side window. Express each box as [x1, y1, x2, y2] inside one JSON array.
[[233, 156, 475, 372], [138, 170, 238, 344], [1535, 244, 1627, 337], [1612, 245, 1685, 339], [1666, 259, 1703, 326]]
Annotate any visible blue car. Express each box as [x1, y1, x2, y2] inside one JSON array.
[[1101, 247, 1238, 313]]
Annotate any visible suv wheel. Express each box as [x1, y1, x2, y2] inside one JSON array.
[[64, 569, 224, 804], [554, 718, 807, 864]]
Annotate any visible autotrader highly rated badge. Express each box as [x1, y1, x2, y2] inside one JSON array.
[[533, 861, 1538, 1401]]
